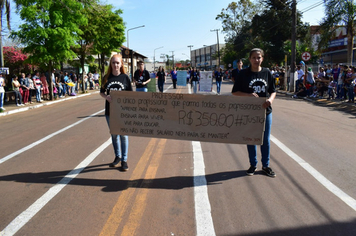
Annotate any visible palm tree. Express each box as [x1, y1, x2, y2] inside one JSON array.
[[320, 0, 356, 65], [0, 0, 10, 67]]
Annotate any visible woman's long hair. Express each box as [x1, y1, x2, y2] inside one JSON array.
[[101, 54, 126, 88]]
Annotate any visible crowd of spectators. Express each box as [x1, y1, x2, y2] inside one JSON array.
[[292, 64, 355, 104], [0, 70, 101, 109]]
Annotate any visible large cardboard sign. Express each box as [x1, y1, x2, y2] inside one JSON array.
[[199, 71, 213, 92], [110, 91, 266, 145]]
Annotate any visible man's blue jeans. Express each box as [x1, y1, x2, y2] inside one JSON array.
[[105, 115, 128, 162], [247, 112, 272, 168], [35, 87, 41, 101], [337, 84, 344, 99], [216, 81, 222, 94], [136, 87, 148, 92]]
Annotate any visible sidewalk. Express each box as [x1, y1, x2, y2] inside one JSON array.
[[0, 90, 100, 117], [277, 89, 356, 116]]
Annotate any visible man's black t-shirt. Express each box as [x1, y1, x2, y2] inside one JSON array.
[[231, 67, 276, 114], [134, 69, 150, 88], [231, 68, 240, 81], [100, 73, 132, 116]]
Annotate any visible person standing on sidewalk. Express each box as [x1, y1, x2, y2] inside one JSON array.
[[19, 73, 30, 104], [133, 61, 151, 92], [12, 75, 24, 106], [0, 73, 5, 111], [33, 72, 42, 102], [231, 48, 277, 177], [100, 54, 132, 171]]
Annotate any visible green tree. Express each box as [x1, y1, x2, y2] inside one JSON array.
[[0, 0, 11, 67], [90, 5, 125, 80], [251, 0, 308, 65], [12, 0, 93, 99], [216, 0, 261, 42], [319, 0, 356, 64]]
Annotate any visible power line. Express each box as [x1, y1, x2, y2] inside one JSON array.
[[300, 0, 324, 13]]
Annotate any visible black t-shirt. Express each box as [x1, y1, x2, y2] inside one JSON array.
[[134, 69, 150, 88], [231, 68, 240, 81], [190, 71, 199, 81], [71, 74, 77, 82], [215, 71, 223, 82], [157, 71, 165, 81], [100, 73, 132, 116], [231, 67, 276, 114]]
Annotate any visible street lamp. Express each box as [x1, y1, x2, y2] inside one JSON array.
[[126, 25, 145, 80], [154, 46, 163, 72], [127, 25, 145, 49]]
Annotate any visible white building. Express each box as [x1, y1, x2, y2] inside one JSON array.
[[190, 43, 225, 70]]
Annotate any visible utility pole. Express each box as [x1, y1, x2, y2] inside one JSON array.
[[170, 51, 174, 70], [187, 45, 193, 67], [211, 29, 220, 69], [290, 0, 297, 92]]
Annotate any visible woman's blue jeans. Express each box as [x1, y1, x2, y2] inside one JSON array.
[[105, 115, 128, 162], [192, 81, 198, 94], [157, 80, 164, 92], [0, 92, 4, 108], [247, 112, 272, 168]]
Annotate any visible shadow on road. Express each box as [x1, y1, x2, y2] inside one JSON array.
[[0, 163, 246, 192]]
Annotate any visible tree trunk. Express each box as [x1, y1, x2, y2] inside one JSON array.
[[0, 15, 4, 68], [347, 32, 354, 65], [48, 61, 54, 100], [80, 55, 86, 93]]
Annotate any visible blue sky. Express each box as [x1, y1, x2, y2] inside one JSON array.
[[9, 0, 325, 62]]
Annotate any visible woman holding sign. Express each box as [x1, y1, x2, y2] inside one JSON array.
[[100, 54, 133, 171], [231, 48, 277, 177]]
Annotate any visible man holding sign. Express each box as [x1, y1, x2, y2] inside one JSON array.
[[232, 48, 277, 177]]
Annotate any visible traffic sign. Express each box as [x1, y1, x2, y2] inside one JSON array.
[[302, 52, 311, 61]]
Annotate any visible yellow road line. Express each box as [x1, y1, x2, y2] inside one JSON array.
[[99, 138, 158, 236], [120, 139, 167, 236]]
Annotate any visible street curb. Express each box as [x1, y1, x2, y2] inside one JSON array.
[[0, 91, 99, 117]]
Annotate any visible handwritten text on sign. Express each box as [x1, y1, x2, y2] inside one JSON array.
[[109, 91, 266, 145]]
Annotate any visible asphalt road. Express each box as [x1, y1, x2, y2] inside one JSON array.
[[1, 79, 356, 236]]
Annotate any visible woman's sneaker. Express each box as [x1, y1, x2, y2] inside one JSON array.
[[262, 167, 276, 177], [121, 161, 129, 171], [246, 166, 257, 176]]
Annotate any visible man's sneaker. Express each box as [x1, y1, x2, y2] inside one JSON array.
[[246, 166, 257, 176], [109, 156, 120, 167], [121, 161, 129, 171], [262, 167, 276, 177]]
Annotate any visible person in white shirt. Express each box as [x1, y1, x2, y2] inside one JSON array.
[[296, 65, 304, 88], [93, 71, 100, 89]]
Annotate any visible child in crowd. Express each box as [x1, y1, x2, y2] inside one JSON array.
[[293, 82, 307, 98], [327, 76, 337, 99]]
